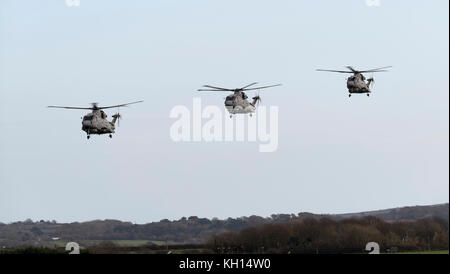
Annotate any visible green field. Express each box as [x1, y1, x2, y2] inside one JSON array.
[[50, 239, 168, 248]]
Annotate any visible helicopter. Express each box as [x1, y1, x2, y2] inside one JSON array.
[[47, 101, 143, 139], [316, 66, 392, 97], [197, 83, 282, 117]]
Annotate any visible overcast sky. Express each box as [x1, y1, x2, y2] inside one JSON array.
[[0, 0, 448, 223]]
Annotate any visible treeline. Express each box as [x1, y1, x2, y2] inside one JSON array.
[[0, 216, 274, 247], [1, 203, 448, 248], [208, 217, 449, 254]]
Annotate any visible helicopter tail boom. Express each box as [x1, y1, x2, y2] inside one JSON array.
[[251, 95, 261, 106], [111, 113, 121, 125]]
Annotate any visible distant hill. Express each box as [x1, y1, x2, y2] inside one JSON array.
[[0, 203, 447, 248], [330, 203, 449, 222]]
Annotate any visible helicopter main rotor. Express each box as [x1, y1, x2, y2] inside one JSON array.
[[197, 83, 282, 92], [47, 100, 143, 110], [316, 66, 392, 75]]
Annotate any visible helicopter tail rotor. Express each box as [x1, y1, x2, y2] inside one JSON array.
[[252, 93, 261, 106], [367, 77, 375, 87], [112, 113, 121, 126], [112, 108, 122, 127], [118, 107, 120, 127]]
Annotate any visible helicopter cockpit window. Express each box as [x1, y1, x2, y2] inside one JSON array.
[[83, 116, 94, 121], [242, 92, 248, 99], [100, 111, 107, 119]]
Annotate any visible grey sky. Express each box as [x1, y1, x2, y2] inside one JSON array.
[[0, 0, 448, 223]]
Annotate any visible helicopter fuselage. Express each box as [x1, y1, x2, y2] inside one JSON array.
[[197, 83, 279, 115], [316, 66, 390, 97], [347, 73, 371, 94], [224, 91, 257, 115], [81, 110, 117, 136], [47, 100, 141, 139]]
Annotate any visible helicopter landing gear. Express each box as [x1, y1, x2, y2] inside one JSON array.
[[349, 94, 352, 97], [109, 134, 112, 138], [249, 113, 252, 117], [367, 93, 370, 97], [87, 135, 90, 140], [230, 115, 233, 118]]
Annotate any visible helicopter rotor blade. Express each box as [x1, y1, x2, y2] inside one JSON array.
[[240, 82, 258, 89], [316, 69, 354, 74], [358, 70, 390, 73], [200, 85, 234, 91], [47, 106, 95, 110], [96, 100, 143, 110], [48, 100, 143, 110], [352, 66, 392, 74], [346, 66, 358, 73], [317, 66, 392, 74], [199, 83, 281, 92], [197, 88, 233, 92], [360, 66, 392, 72], [243, 84, 282, 91]]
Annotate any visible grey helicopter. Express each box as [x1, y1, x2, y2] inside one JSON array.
[[316, 66, 392, 97], [197, 83, 282, 117], [47, 101, 143, 139]]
